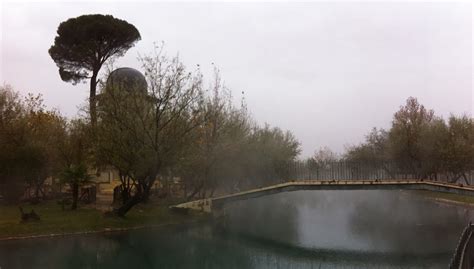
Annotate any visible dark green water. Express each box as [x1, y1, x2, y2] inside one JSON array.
[[0, 190, 472, 268]]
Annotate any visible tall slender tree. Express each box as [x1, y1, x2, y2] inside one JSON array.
[[49, 14, 141, 124]]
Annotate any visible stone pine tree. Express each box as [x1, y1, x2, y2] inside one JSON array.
[[49, 14, 141, 124]]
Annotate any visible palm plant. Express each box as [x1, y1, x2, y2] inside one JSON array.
[[60, 164, 92, 210]]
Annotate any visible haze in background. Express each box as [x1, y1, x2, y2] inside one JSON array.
[[1, 1, 472, 157]]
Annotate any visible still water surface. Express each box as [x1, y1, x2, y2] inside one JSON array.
[[0, 190, 472, 268]]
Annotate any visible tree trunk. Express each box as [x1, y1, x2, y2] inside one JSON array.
[[90, 72, 98, 126], [120, 186, 130, 204], [118, 175, 132, 205], [143, 174, 158, 203], [71, 183, 79, 210], [114, 194, 142, 217], [142, 187, 151, 203], [139, 179, 153, 203]]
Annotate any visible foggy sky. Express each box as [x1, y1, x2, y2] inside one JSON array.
[[1, 1, 472, 157]]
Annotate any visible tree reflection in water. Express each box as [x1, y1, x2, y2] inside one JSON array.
[[220, 193, 300, 245], [0, 190, 470, 269], [348, 190, 472, 254]]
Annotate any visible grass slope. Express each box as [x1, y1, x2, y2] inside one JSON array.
[[0, 201, 202, 239], [413, 190, 474, 205]]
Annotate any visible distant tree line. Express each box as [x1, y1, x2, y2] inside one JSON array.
[[343, 97, 473, 183], [296, 98, 473, 183]]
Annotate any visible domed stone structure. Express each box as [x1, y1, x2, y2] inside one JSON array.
[[105, 67, 147, 94]]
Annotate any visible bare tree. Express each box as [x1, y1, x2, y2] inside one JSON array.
[[177, 69, 250, 199], [311, 146, 339, 167], [96, 50, 204, 216]]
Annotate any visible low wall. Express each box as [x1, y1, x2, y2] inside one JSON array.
[[171, 180, 474, 213]]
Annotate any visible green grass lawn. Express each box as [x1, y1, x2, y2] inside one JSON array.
[[0, 201, 205, 239], [413, 190, 474, 205]]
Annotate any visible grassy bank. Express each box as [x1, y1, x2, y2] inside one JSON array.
[[414, 190, 474, 206], [0, 201, 205, 240]]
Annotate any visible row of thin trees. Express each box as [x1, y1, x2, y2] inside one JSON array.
[[300, 97, 474, 184]]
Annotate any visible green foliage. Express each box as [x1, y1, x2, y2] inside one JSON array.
[[59, 164, 92, 186], [49, 14, 141, 124], [49, 14, 141, 84], [442, 115, 474, 181], [0, 86, 67, 204], [0, 86, 92, 206], [388, 97, 435, 176], [59, 163, 93, 210], [59, 164, 92, 210], [243, 125, 300, 186]]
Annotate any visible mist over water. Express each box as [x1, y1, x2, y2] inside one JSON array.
[[1, 190, 471, 268], [224, 190, 469, 254]]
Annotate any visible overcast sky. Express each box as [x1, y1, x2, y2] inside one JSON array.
[[1, 1, 472, 157]]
